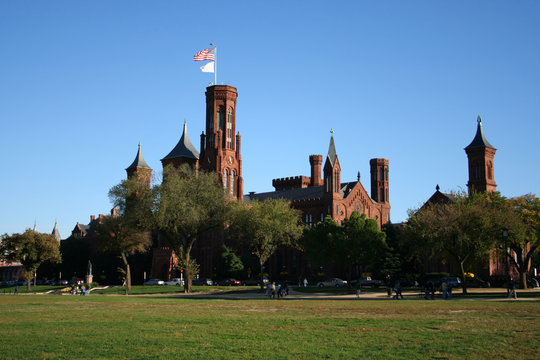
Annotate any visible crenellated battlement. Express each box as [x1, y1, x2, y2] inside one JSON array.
[[272, 176, 311, 191]]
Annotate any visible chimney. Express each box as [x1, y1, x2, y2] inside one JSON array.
[[309, 155, 323, 186]]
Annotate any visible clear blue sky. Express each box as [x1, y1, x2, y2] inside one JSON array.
[[1, 1, 539, 239]]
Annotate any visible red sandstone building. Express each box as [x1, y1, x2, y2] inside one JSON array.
[[124, 85, 391, 280]]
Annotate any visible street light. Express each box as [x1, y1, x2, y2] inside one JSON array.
[[502, 228, 510, 293]]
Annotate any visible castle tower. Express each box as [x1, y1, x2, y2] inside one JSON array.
[[370, 158, 389, 203], [200, 85, 243, 200], [161, 120, 200, 173], [323, 132, 341, 217], [51, 220, 61, 242], [126, 143, 152, 188], [464, 116, 497, 194], [309, 155, 323, 186]]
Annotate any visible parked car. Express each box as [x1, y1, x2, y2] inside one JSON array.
[[351, 276, 384, 288], [192, 278, 213, 286], [144, 279, 165, 285], [464, 276, 490, 288], [317, 278, 348, 287], [165, 278, 184, 286], [527, 277, 539, 288], [441, 276, 462, 288], [242, 277, 269, 286], [216, 278, 242, 286]]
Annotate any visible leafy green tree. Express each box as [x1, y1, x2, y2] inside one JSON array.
[[92, 174, 154, 294], [217, 245, 244, 279], [494, 194, 540, 288], [155, 164, 229, 293], [92, 215, 151, 294], [301, 212, 387, 281], [342, 212, 387, 280], [300, 216, 342, 271], [230, 199, 302, 282], [1, 230, 61, 291], [406, 192, 499, 293]]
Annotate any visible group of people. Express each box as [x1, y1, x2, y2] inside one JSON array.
[[266, 282, 289, 299], [70, 284, 89, 296]]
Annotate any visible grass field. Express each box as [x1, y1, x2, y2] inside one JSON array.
[[1, 294, 538, 359]]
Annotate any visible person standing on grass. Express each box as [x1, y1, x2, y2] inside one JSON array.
[[393, 281, 403, 300], [441, 281, 448, 299], [508, 277, 517, 299], [15, 284, 18, 294], [266, 282, 273, 299], [303, 278, 308, 287], [356, 283, 361, 299]]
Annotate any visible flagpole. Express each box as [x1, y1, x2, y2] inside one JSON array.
[[210, 43, 217, 85]]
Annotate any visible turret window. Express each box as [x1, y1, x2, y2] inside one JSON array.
[[334, 170, 339, 192], [231, 170, 235, 195], [379, 168, 384, 181], [218, 107, 225, 131], [226, 109, 233, 149], [223, 169, 228, 189]]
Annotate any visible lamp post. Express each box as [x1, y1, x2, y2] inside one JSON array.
[[502, 228, 510, 295], [268, 244, 273, 283]]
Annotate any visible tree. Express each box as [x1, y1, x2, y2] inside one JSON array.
[[155, 164, 229, 293], [1, 230, 61, 291], [342, 212, 387, 280], [300, 216, 342, 272], [92, 175, 154, 294], [92, 215, 151, 294], [217, 245, 244, 279], [301, 212, 387, 281], [229, 199, 302, 283], [406, 192, 499, 294], [495, 194, 540, 288]]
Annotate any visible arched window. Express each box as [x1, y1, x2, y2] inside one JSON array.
[[230, 170, 235, 195], [226, 108, 233, 149], [326, 175, 331, 192], [218, 107, 225, 131], [488, 161, 493, 180], [379, 168, 384, 181], [223, 169, 228, 189], [334, 170, 339, 192]]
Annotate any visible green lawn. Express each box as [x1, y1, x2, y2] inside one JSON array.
[[1, 294, 538, 359]]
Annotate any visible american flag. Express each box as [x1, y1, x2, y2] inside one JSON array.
[[193, 48, 215, 61]]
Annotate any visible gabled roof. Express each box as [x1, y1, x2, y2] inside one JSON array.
[[162, 120, 200, 161], [126, 143, 151, 170], [327, 132, 337, 166], [465, 116, 495, 150]]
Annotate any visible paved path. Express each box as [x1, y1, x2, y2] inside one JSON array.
[[167, 287, 540, 301]]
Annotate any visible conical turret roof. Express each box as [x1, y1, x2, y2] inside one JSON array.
[[162, 120, 200, 161], [52, 220, 61, 241], [465, 116, 495, 149], [126, 143, 152, 170], [327, 130, 337, 166]]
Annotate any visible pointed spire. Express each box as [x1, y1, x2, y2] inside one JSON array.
[[126, 142, 152, 170], [33, 221, 37, 233], [465, 115, 494, 149], [162, 119, 200, 161], [327, 130, 337, 166], [52, 220, 61, 242]]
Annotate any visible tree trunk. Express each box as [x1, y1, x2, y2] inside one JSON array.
[[121, 252, 131, 295], [184, 251, 191, 294], [459, 261, 467, 295], [259, 258, 265, 291]]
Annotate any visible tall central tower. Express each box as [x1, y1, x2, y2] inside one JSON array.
[[199, 85, 243, 200]]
